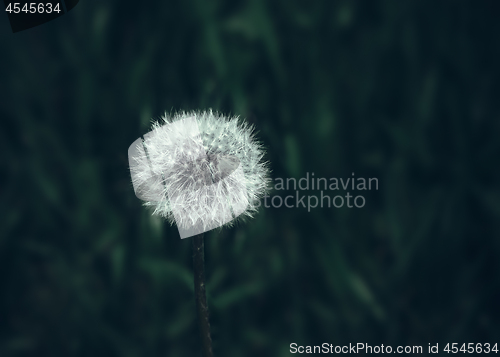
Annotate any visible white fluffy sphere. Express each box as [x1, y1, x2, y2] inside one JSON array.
[[129, 110, 270, 236]]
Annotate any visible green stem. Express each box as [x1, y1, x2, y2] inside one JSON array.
[[192, 233, 213, 357]]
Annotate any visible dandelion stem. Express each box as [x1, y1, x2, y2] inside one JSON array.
[[192, 233, 213, 357]]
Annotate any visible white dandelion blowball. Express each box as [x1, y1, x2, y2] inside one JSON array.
[[128, 110, 271, 238]]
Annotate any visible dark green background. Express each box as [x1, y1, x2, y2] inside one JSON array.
[[1, 1, 499, 356]]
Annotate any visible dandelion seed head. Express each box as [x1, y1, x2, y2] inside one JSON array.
[[129, 110, 271, 235]]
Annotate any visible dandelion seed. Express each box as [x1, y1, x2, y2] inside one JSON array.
[[128, 110, 270, 238]]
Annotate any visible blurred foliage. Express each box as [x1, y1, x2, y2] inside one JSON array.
[[1, 0, 500, 356]]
